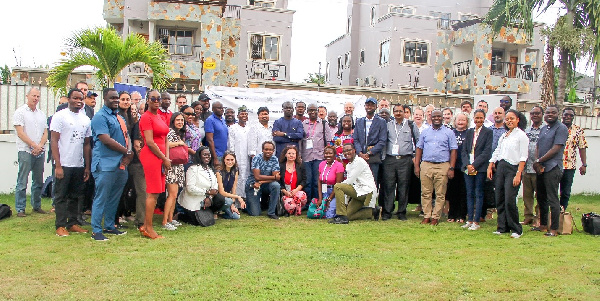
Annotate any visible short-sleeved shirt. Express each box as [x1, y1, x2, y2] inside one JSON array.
[[13, 104, 47, 153], [49, 108, 92, 167], [489, 124, 507, 152], [204, 113, 228, 157], [537, 121, 569, 171], [417, 126, 458, 162], [318, 160, 344, 186], [301, 119, 332, 162], [246, 153, 280, 185], [563, 124, 587, 169], [91, 105, 127, 172], [525, 125, 542, 173], [157, 108, 172, 126]]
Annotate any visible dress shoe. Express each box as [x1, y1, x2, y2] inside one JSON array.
[[267, 214, 279, 220], [430, 219, 439, 226], [67, 224, 89, 233], [55, 227, 69, 237], [33, 208, 48, 214], [372, 206, 381, 221], [329, 215, 349, 224], [421, 218, 430, 224], [17, 212, 26, 217], [397, 213, 407, 221]]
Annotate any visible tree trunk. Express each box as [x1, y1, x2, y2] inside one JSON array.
[[556, 48, 570, 108], [594, 59, 599, 116]]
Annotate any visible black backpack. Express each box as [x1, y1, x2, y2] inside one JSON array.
[[0, 204, 12, 220]]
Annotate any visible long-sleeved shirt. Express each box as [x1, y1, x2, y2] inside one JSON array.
[[248, 121, 273, 157], [490, 128, 529, 166], [272, 117, 304, 158], [489, 124, 507, 152], [342, 156, 377, 206], [386, 119, 419, 156], [301, 118, 333, 162]]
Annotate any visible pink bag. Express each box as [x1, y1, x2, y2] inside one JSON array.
[[283, 191, 308, 216]]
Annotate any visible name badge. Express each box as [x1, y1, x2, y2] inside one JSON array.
[[305, 139, 314, 149], [469, 153, 475, 164], [391, 144, 400, 155], [322, 183, 328, 193], [285, 184, 292, 191]]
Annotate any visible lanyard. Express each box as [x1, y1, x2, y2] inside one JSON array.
[[307, 121, 318, 138], [394, 120, 406, 144], [321, 163, 334, 182], [285, 168, 295, 185], [471, 127, 481, 154]]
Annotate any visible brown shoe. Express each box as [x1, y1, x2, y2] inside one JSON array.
[[479, 217, 486, 223], [33, 208, 49, 214], [430, 219, 439, 226], [521, 218, 533, 225], [56, 227, 69, 237], [68, 224, 89, 233], [421, 218, 430, 224], [83, 210, 92, 215], [17, 212, 26, 217]]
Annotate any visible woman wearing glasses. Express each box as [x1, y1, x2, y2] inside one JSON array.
[[138, 90, 171, 239], [181, 105, 203, 162]]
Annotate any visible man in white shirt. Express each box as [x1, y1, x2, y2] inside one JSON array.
[[50, 88, 93, 237], [14, 87, 48, 217], [248, 107, 273, 158], [330, 143, 380, 224], [228, 106, 250, 198]]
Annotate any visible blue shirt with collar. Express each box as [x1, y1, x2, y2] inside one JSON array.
[[91, 105, 126, 172], [417, 125, 458, 162], [204, 112, 229, 157]]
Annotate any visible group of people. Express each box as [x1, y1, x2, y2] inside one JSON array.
[[13, 82, 587, 240]]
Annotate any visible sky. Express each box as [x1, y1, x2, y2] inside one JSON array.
[[0, 0, 592, 83]]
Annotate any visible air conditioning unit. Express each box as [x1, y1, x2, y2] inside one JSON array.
[[365, 75, 376, 87], [356, 78, 364, 86]]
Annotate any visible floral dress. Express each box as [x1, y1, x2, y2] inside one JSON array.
[[185, 120, 204, 163], [330, 130, 354, 167], [166, 129, 185, 187]]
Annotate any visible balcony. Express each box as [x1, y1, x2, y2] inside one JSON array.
[[246, 61, 287, 81], [491, 62, 539, 82], [152, 0, 227, 4], [452, 60, 472, 77]]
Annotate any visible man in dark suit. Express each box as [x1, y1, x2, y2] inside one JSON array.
[[353, 97, 387, 184]]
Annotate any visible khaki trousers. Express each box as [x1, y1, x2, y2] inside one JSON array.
[[522, 173, 539, 220], [334, 183, 373, 221], [420, 161, 449, 220]]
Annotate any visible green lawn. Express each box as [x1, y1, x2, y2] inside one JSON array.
[[1, 194, 599, 300]]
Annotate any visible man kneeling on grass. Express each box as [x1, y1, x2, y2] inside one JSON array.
[[329, 143, 380, 224]]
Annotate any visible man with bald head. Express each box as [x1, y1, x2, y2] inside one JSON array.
[[14, 88, 49, 217], [205, 101, 228, 167], [344, 102, 355, 117]]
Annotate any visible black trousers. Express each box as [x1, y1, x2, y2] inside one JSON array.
[[180, 194, 226, 226], [481, 178, 495, 215], [494, 160, 522, 234], [446, 170, 467, 220], [54, 167, 85, 229], [382, 155, 413, 218], [537, 166, 563, 230]]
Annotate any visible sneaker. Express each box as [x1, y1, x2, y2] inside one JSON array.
[[68, 224, 89, 233], [329, 215, 349, 224], [91, 232, 109, 241], [162, 223, 177, 231], [510, 233, 521, 239], [103, 229, 127, 235], [55, 227, 69, 237], [468, 224, 480, 231], [170, 220, 182, 227], [461, 222, 472, 228], [492, 231, 503, 235]]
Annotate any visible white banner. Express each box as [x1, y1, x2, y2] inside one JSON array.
[[205, 86, 367, 123]]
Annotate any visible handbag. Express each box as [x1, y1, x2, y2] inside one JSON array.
[[581, 212, 600, 235], [275, 196, 286, 217], [558, 211, 574, 235], [169, 145, 188, 165], [194, 208, 215, 227], [307, 198, 326, 219]]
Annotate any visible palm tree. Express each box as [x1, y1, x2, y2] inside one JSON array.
[[48, 26, 172, 95], [485, 0, 599, 105]]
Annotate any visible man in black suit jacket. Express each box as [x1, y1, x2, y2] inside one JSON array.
[[353, 98, 387, 184]]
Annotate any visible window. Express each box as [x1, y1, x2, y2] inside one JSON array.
[[430, 11, 451, 29], [379, 40, 390, 66], [325, 62, 330, 81], [249, 0, 276, 8], [370, 6, 376, 25], [459, 13, 479, 21], [403, 41, 428, 64], [360, 50, 365, 64], [250, 34, 280, 61], [390, 5, 415, 14], [344, 52, 350, 68], [491, 49, 505, 75], [347, 16, 352, 34], [158, 28, 193, 55], [337, 56, 342, 78]]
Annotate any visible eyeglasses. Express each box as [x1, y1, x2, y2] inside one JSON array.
[[500, 99, 511, 103], [148, 97, 161, 103], [183, 112, 196, 116]]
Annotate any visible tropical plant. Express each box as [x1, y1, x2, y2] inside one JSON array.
[[484, 0, 600, 105], [48, 26, 172, 95], [304, 73, 326, 85], [0, 65, 10, 84]]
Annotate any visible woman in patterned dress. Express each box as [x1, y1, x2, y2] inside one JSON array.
[[163, 112, 188, 230], [331, 114, 354, 167]]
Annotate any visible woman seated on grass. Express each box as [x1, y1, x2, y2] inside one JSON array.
[[318, 146, 344, 218], [178, 146, 225, 225], [279, 145, 307, 216], [216, 151, 247, 219]]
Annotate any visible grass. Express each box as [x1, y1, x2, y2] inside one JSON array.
[[1, 194, 599, 300]]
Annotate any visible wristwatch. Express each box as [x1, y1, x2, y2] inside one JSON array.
[[535, 159, 540, 163], [583, 164, 588, 167], [126, 150, 133, 155], [449, 167, 455, 171]]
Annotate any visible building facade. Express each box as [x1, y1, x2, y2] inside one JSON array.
[[103, 0, 294, 89], [325, 0, 543, 99]]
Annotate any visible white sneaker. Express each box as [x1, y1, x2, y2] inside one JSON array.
[[468, 224, 480, 231], [461, 222, 472, 229], [510, 233, 521, 239], [492, 231, 503, 235], [170, 220, 182, 227], [162, 223, 177, 231]]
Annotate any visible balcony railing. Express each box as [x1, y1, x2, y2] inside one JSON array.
[[452, 60, 472, 77], [223, 5, 241, 19], [152, 0, 227, 4], [491, 62, 539, 82], [246, 61, 287, 81]]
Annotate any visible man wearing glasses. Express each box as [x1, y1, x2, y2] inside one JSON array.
[[522, 106, 543, 226], [558, 108, 587, 210]]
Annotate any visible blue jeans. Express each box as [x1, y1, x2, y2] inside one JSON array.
[[15, 151, 45, 213], [91, 169, 128, 233], [221, 197, 240, 219], [464, 172, 486, 222], [245, 181, 281, 216], [303, 159, 321, 201], [559, 169, 576, 209]]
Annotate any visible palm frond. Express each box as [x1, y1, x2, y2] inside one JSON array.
[[484, 0, 548, 39]]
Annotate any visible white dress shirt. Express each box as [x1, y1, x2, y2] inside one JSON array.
[[342, 156, 377, 207], [489, 127, 529, 165]]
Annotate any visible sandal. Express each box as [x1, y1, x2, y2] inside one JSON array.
[[447, 219, 455, 223], [457, 219, 464, 223], [531, 227, 546, 232], [544, 232, 557, 237], [139, 227, 164, 240]]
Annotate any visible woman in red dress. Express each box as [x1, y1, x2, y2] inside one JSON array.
[[138, 90, 171, 239]]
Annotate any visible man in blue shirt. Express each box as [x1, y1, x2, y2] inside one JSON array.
[[272, 101, 304, 158], [245, 141, 281, 219], [533, 105, 568, 237], [414, 110, 457, 225], [205, 101, 228, 167], [89, 88, 133, 241]]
